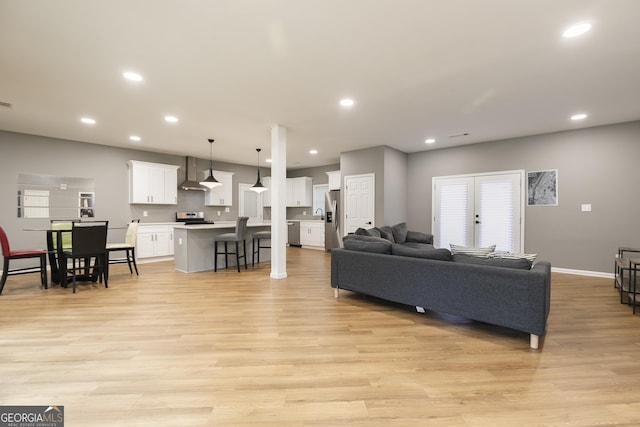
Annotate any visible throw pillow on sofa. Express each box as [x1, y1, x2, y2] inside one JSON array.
[[449, 244, 496, 257], [354, 227, 382, 238], [391, 222, 408, 244], [378, 225, 395, 243]]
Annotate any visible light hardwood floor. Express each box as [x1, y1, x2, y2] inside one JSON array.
[[1, 248, 639, 426]]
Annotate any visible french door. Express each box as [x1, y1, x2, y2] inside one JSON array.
[[433, 171, 524, 253]]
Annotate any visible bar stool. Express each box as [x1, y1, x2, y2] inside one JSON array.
[[214, 217, 249, 272], [252, 230, 271, 266]]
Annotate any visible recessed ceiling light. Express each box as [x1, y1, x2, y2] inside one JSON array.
[[563, 22, 592, 38], [123, 71, 143, 81], [81, 117, 96, 125], [309, 149, 318, 155], [129, 135, 141, 142], [425, 138, 436, 144], [164, 115, 179, 123], [571, 113, 587, 121], [339, 98, 354, 107]]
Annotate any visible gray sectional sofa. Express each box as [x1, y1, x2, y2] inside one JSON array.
[[331, 224, 551, 349]]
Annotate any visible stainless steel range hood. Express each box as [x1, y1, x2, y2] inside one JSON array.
[[178, 156, 206, 191]]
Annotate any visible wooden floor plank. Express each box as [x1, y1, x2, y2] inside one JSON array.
[[1, 248, 639, 426]]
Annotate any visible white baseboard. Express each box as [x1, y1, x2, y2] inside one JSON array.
[[551, 267, 613, 279]]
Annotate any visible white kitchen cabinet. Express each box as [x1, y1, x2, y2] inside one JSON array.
[[128, 160, 179, 205], [136, 224, 175, 259], [300, 220, 324, 248], [261, 176, 311, 207], [204, 170, 234, 206], [262, 176, 272, 207], [287, 177, 312, 207], [326, 170, 341, 190]]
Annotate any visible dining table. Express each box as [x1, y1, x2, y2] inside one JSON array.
[[24, 224, 125, 286]]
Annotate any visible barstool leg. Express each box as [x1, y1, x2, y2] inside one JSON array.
[[224, 242, 229, 270], [235, 241, 240, 272], [243, 240, 247, 270], [214, 241, 218, 272]]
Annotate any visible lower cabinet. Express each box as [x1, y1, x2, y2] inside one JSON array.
[[136, 224, 175, 259], [300, 221, 324, 248]]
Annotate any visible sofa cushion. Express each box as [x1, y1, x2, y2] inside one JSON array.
[[401, 241, 435, 250], [392, 244, 452, 261], [343, 235, 392, 254], [378, 226, 395, 243], [449, 244, 496, 257], [452, 253, 533, 270], [406, 230, 433, 244], [391, 222, 408, 244]]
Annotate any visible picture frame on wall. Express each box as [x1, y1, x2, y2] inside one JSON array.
[[527, 169, 558, 206]]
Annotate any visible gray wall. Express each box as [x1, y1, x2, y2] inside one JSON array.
[[0, 131, 265, 247], [383, 146, 408, 226], [407, 120, 640, 274], [5, 118, 639, 275], [341, 146, 386, 225], [340, 145, 408, 227]]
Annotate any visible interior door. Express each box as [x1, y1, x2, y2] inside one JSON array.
[[344, 173, 375, 234], [238, 183, 263, 223], [433, 171, 523, 252]]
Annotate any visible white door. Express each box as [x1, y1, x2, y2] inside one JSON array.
[[344, 173, 375, 234], [239, 183, 263, 223], [433, 171, 523, 253]]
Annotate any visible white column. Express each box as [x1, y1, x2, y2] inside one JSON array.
[[270, 124, 287, 279]]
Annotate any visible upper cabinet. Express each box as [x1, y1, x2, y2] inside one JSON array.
[[262, 176, 313, 207], [326, 170, 341, 190], [204, 170, 234, 206], [287, 176, 312, 207], [128, 160, 179, 205]]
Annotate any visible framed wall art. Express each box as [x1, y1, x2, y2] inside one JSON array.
[[527, 169, 558, 206]]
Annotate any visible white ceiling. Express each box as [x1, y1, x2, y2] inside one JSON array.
[[1, 0, 640, 169]]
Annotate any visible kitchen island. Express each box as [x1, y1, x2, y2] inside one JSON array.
[[173, 222, 271, 273]]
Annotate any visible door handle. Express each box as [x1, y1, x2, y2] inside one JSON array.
[[366, 221, 372, 225]]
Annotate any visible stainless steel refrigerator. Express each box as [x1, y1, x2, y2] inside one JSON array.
[[325, 190, 342, 251]]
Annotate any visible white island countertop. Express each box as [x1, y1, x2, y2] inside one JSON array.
[[173, 221, 271, 230]]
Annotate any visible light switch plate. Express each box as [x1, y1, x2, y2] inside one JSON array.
[[581, 204, 592, 212]]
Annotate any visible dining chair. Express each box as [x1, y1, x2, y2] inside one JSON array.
[[0, 226, 48, 295], [47, 219, 78, 284], [61, 221, 109, 293], [106, 221, 139, 276], [214, 217, 249, 272]]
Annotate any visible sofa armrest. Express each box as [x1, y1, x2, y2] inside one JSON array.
[[406, 231, 433, 244]]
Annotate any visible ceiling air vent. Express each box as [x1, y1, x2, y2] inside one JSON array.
[[0, 101, 13, 109]]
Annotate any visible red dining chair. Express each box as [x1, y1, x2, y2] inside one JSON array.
[[0, 226, 48, 295]]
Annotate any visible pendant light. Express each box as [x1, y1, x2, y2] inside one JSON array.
[[250, 148, 268, 193], [199, 138, 222, 189]]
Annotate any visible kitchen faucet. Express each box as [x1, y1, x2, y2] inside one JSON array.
[[315, 208, 324, 217]]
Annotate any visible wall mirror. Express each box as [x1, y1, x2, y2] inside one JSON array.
[[17, 173, 96, 219]]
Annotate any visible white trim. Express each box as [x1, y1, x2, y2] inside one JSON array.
[[551, 267, 613, 279]]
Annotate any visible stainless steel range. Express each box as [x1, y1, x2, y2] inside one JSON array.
[[176, 211, 214, 225]]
